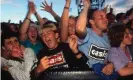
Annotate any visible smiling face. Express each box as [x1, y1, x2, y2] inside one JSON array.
[[40, 28, 58, 49], [68, 17, 76, 36], [27, 26, 38, 43]]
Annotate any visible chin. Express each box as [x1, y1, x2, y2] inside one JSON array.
[[47, 44, 54, 49], [127, 43, 132, 45], [30, 39, 37, 43], [48, 46, 55, 49]]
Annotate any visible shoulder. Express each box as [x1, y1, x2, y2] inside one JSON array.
[[108, 47, 121, 56], [37, 48, 48, 60], [24, 48, 36, 56], [25, 48, 34, 53], [109, 47, 119, 52], [59, 43, 69, 48]]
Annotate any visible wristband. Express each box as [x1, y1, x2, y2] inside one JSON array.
[[64, 7, 69, 9], [26, 18, 31, 21], [75, 51, 81, 56]]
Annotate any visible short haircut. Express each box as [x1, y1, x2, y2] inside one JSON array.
[[39, 23, 57, 36], [1, 34, 18, 47], [87, 9, 98, 28], [87, 9, 98, 20], [108, 23, 126, 47]]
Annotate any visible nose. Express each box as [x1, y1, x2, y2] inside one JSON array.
[[104, 17, 108, 22], [45, 35, 49, 41], [129, 33, 133, 40]]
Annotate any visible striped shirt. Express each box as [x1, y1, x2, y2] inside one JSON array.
[[1, 48, 38, 80]]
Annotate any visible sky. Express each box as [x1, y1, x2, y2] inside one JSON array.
[[1, 0, 133, 23]]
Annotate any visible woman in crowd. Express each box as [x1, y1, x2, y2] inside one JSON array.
[[107, 23, 133, 79]]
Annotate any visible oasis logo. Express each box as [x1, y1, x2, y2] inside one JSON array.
[[48, 51, 66, 67], [88, 44, 109, 60]]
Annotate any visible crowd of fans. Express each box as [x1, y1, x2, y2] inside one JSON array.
[[1, 0, 133, 80]]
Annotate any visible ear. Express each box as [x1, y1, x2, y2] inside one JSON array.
[[55, 33, 59, 39], [89, 19, 95, 25]]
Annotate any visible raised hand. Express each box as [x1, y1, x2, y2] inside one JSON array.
[[28, 1, 36, 14], [83, 0, 91, 9], [103, 5, 109, 13], [68, 35, 78, 53], [37, 56, 50, 73], [41, 1, 53, 13]]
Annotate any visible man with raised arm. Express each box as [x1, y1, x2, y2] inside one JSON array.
[[76, 0, 117, 79], [60, 0, 77, 43]]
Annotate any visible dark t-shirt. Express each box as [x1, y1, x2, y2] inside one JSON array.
[[31, 43, 89, 80], [37, 43, 88, 69]]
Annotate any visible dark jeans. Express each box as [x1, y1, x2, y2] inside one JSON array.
[[92, 63, 119, 80]]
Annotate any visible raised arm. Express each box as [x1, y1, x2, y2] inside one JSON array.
[[103, 5, 109, 14], [60, 0, 71, 42], [76, 0, 90, 39], [19, 2, 35, 41], [41, 1, 60, 22], [34, 11, 46, 27], [68, 35, 82, 59]]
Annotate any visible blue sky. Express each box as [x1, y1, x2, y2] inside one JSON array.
[[1, 0, 133, 23]]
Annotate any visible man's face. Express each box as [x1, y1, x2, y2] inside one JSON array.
[[93, 10, 108, 31], [107, 14, 115, 23], [10, 24, 17, 32], [27, 26, 38, 43], [41, 28, 58, 49], [68, 18, 76, 35], [122, 29, 133, 45], [4, 37, 23, 58]]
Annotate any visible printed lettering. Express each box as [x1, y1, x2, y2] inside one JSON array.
[[89, 44, 109, 60]]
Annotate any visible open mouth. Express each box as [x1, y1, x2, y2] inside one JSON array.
[[46, 39, 52, 46], [31, 35, 36, 39]]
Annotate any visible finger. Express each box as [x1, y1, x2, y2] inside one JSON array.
[[45, 1, 49, 6], [102, 67, 106, 73], [42, 60, 49, 66], [44, 64, 50, 69], [41, 56, 48, 62], [42, 59, 49, 63], [51, 2, 53, 7], [42, 2, 46, 6], [40, 5, 45, 8], [40, 9, 45, 11], [41, 62, 50, 69]]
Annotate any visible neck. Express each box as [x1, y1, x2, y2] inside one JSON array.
[[120, 43, 127, 52], [92, 28, 103, 36], [49, 43, 58, 50], [30, 41, 37, 45]]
